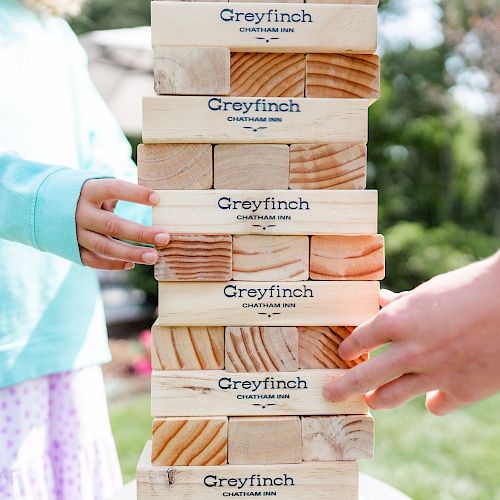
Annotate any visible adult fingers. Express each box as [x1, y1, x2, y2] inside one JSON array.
[[80, 248, 135, 271], [85, 179, 159, 206], [79, 229, 159, 264], [380, 289, 409, 308], [425, 390, 461, 416]]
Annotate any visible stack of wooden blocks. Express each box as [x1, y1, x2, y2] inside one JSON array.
[[137, 1, 382, 498]]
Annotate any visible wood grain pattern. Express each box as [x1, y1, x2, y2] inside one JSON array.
[[225, 326, 299, 372], [138, 441, 359, 500], [153, 47, 230, 95], [158, 281, 380, 327], [142, 96, 368, 144], [151, 369, 369, 417], [298, 326, 368, 369], [137, 143, 212, 189], [228, 417, 302, 464], [151, 323, 225, 370], [310, 235, 385, 280], [153, 189, 378, 236], [152, 417, 228, 466], [214, 144, 289, 189], [230, 53, 305, 97], [306, 54, 380, 100], [232, 235, 309, 281], [302, 415, 374, 461], [289, 143, 366, 190], [151, 2, 377, 54], [155, 234, 232, 281]]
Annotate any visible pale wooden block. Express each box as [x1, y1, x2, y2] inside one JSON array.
[[151, 369, 368, 416], [138, 441, 359, 500], [289, 143, 366, 190], [152, 417, 228, 466], [306, 54, 380, 100], [230, 53, 305, 97], [228, 417, 302, 464], [214, 144, 289, 189], [142, 96, 368, 144], [234, 0, 303, 3], [151, 2, 377, 53], [155, 234, 232, 281], [225, 326, 298, 372], [302, 415, 374, 461], [158, 281, 380, 326], [298, 326, 368, 369], [154, 47, 230, 95], [151, 323, 225, 370], [137, 143, 212, 189], [306, 0, 378, 4], [310, 235, 385, 280], [153, 189, 378, 235], [232, 235, 309, 281]]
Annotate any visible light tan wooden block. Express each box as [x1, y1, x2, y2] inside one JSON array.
[[298, 326, 367, 369], [306, 0, 378, 4], [306, 54, 380, 100], [151, 323, 225, 370], [142, 96, 368, 144], [214, 144, 289, 189], [310, 235, 385, 280], [138, 441, 359, 500], [234, 0, 303, 3], [151, 369, 368, 416], [137, 143, 212, 189], [151, 2, 377, 53], [153, 47, 230, 95], [152, 417, 228, 466], [289, 143, 366, 190], [153, 190, 378, 235], [158, 281, 380, 326], [232, 235, 309, 281], [302, 415, 374, 461], [155, 234, 232, 281], [228, 417, 302, 464], [230, 53, 305, 97], [225, 326, 298, 372]]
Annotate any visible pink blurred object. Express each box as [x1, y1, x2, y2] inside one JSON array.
[[132, 357, 152, 376]]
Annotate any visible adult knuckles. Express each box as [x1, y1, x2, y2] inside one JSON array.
[[94, 239, 112, 257], [104, 216, 122, 237]]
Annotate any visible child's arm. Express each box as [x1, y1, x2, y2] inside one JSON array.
[[324, 252, 500, 415]]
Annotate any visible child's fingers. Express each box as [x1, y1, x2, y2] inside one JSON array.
[[80, 248, 135, 271], [79, 229, 159, 264], [85, 179, 159, 206]]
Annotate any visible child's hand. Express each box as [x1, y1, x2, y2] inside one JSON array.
[[324, 252, 500, 415], [76, 179, 169, 270]]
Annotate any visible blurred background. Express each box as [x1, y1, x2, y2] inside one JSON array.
[[70, 1, 500, 498]]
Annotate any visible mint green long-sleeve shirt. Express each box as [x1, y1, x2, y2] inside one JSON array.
[[0, 0, 150, 387]]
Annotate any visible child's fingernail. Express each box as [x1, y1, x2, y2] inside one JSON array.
[[154, 233, 170, 246], [124, 263, 135, 271], [142, 251, 158, 264], [149, 192, 160, 204]]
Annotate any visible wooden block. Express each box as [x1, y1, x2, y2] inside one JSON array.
[[225, 326, 298, 372], [152, 417, 228, 466], [153, 189, 378, 235], [289, 143, 366, 190], [232, 235, 309, 281], [306, 54, 380, 100], [138, 441, 359, 500], [158, 281, 380, 326], [155, 234, 232, 281], [302, 415, 374, 461], [151, 369, 368, 416], [151, 323, 225, 370], [228, 416, 302, 464], [142, 96, 368, 144], [151, 2, 377, 53], [298, 326, 367, 369], [153, 47, 230, 95], [306, 0, 378, 4], [230, 53, 305, 97], [214, 144, 289, 189], [137, 143, 212, 189], [310, 235, 385, 280]]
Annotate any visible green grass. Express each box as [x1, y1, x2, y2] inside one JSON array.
[[110, 393, 500, 499]]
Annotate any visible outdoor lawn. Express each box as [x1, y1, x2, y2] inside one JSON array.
[[110, 392, 500, 500]]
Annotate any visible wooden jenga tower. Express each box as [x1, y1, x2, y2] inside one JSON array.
[[137, 1, 382, 498]]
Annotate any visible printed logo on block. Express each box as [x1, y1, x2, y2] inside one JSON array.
[[204, 473, 296, 493]]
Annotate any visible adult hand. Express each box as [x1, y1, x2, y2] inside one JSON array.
[[324, 252, 500, 415], [76, 179, 169, 270]]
